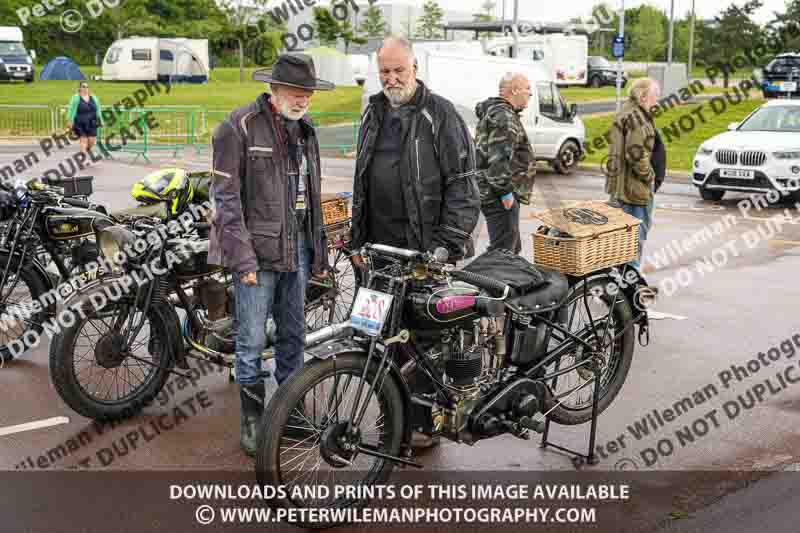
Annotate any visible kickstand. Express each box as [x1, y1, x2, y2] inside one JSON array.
[[540, 362, 602, 468]]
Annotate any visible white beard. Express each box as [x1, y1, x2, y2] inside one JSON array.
[[383, 84, 416, 107], [276, 97, 307, 121]]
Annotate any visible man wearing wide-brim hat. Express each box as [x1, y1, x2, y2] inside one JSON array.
[[208, 53, 334, 457]]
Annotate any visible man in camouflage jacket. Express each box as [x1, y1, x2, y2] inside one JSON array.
[[474, 72, 536, 255]]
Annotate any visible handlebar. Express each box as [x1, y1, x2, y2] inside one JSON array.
[[448, 270, 512, 299], [60, 197, 91, 209]]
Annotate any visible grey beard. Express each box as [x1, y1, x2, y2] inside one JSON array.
[[384, 84, 416, 107]]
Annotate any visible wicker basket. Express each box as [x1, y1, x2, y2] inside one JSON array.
[[321, 194, 350, 226], [531, 200, 641, 276]]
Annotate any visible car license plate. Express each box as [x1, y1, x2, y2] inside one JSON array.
[[350, 288, 393, 337], [13, 72, 25, 77], [780, 81, 797, 92], [720, 168, 755, 179]]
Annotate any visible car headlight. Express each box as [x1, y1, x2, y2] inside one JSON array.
[[0, 58, 4, 64], [773, 151, 800, 159], [97, 225, 139, 269], [698, 146, 714, 156]]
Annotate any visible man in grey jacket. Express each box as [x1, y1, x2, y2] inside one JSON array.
[[208, 54, 333, 457]]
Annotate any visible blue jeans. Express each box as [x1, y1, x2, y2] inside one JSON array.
[[233, 233, 311, 387], [610, 195, 655, 270]]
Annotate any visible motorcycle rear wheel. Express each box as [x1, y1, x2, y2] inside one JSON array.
[[256, 353, 404, 529], [543, 276, 635, 425]]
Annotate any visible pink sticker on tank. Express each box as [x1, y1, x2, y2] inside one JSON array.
[[436, 295, 476, 314]]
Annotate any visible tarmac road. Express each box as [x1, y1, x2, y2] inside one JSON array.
[[2, 146, 800, 532]]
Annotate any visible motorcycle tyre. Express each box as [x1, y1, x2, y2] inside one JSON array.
[[256, 353, 404, 529], [50, 294, 174, 421], [545, 276, 635, 426]]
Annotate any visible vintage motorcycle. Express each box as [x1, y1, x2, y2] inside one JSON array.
[[0, 178, 114, 361], [254, 243, 653, 527], [48, 196, 356, 420]]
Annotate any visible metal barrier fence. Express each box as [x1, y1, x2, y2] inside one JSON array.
[[1, 105, 360, 158], [0, 105, 57, 140]]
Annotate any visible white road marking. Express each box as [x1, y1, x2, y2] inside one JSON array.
[[0, 416, 70, 437], [648, 310, 688, 321]]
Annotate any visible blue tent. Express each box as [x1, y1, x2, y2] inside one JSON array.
[[39, 57, 85, 81]]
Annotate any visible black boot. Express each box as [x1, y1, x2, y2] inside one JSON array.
[[239, 382, 265, 457]]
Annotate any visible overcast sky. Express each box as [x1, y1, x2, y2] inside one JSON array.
[[377, 0, 789, 25]]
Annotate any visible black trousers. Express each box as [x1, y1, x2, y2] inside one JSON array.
[[481, 197, 522, 255]]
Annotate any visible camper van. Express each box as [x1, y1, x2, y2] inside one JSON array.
[[101, 37, 209, 82], [485, 34, 589, 87], [0, 26, 35, 83], [362, 43, 585, 174]]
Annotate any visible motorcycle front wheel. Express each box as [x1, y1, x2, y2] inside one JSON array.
[[49, 292, 173, 421], [256, 353, 404, 529]]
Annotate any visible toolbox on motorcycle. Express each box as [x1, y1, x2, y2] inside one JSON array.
[[42, 175, 93, 198], [531, 200, 641, 276]]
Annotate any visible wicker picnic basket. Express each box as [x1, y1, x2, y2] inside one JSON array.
[[320, 192, 352, 243], [321, 193, 350, 226], [531, 200, 641, 276]]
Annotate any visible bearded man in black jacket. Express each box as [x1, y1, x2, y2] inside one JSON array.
[[349, 36, 481, 449]]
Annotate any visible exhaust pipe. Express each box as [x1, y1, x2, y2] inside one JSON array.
[[305, 321, 354, 349]]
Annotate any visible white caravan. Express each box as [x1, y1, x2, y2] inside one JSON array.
[[362, 42, 585, 174], [485, 34, 589, 86], [101, 37, 209, 82]]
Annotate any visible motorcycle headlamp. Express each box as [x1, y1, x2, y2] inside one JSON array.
[[97, 225, 139, 270]]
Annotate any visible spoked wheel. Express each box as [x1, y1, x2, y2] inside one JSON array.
[[256, 353, 404, 528], [0, 256, 52, 362], [50, 296, 172, 421], [305, 246, 357, 332], [543, 276, 634, 425]]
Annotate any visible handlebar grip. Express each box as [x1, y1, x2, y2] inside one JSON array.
[[61, 197, 91, 209], [450, 270, 513, 298]]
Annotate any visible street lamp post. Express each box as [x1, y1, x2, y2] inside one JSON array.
[[687, 0, 696, 80], [616, 0, 625, 112], [667, 0, 675, 65]]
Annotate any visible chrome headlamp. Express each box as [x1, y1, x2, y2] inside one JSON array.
[[96, 225, 140, 270]]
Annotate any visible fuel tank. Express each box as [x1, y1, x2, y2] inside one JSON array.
[[43, 206, 114, 241], [405, 283, 481, 330]]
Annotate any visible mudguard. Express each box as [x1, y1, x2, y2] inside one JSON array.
[[572, 266, 651, 345], [59, 276, 183, 369], [0, 251, 56, 311], [306, 338, 416, 449]]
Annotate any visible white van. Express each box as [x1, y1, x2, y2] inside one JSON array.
[[484, 34, 589, 87], [361, 43, 585, 174], [101, 37, 209, 82], [0, 26, 35, 83]]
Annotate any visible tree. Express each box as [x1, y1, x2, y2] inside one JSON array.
[[587, 2, 619, 56], [360, 5, 388, 38], [472, 0, 495, 39], [313, 7, 341, 46], [416, 0, 445, 40], [765, 0, 800, 57], [626, 5, 666, 61], [698, 0, 763, 87], [340, 20, 367, 54]]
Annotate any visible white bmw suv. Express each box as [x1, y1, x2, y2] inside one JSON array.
[[693, 99, 800, 201]]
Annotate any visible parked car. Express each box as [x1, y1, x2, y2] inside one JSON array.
[[692, 99, 800, 201], [586, 56, 627, 88], [0, 26, 35, 83], [760, 53, 800, 98]]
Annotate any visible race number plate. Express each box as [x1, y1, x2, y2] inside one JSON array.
[[720, 168, 755, 179], [350, 288, 393, 337]]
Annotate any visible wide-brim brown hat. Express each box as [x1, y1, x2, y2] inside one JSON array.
[[253, 53, 335, 91]]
